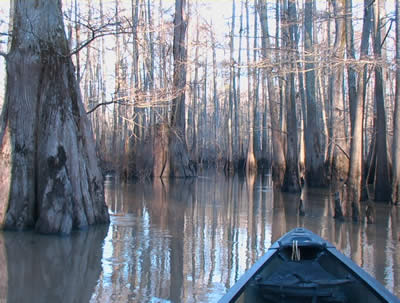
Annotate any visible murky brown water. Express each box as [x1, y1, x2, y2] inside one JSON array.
[[0, 173, 399, 302]]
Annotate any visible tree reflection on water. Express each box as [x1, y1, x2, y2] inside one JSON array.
[[1, 173, 399, 302], [1, 225, 107, 303]]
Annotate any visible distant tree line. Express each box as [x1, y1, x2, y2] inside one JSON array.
[[65, 1, 400, 212]]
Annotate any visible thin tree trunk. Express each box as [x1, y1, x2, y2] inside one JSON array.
[[191, 17, 200, 161], [226, 0, 236, 174], [112, 0, 121, 173], [168, 0, 195, 177], [74, 0, 81, 84], [279, 0, 287, 155], [372, 0, 391, 202], [392, 0, 400, 204], [257, 0, 286, 186], [211, 22, 219, 155], [304, 0, 326, 187], [83, 0, 94, 128], [202, 42, 208, 163], [158, 0, 168, 120], [99, 0, 108, 161], [297, 28, 307, 180], [120, 36, 129, 181], [236, 1, 243, 163], [345, 0, 357, 127], [282, 0, 300, 193], [326, 1, 334, 176], [128, 0, 139, 177], [345, 0, 372, 220], [345, 0, 368, 201], [261, 67, 269, 166], [330, 0, 349, 181], [253, 0, 261, 162], [246, 0, 257, 174], [147, 0, 155, 138]]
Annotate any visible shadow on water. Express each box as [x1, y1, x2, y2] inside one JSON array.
[[0, 225, 108, 303], [1, 173, 399, 302]]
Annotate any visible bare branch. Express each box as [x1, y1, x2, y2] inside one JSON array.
[[86, 101, 118, 115]]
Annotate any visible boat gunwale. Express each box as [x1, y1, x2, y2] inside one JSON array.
[[218, 248, 277, 303], [325, 245, 400, 303], [218, 228, 400, 303]]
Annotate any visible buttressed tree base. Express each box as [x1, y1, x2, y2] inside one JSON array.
[[0, 0, 109, 234]]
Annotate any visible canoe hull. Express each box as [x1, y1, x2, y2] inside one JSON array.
[[219, 228, 399, 303]]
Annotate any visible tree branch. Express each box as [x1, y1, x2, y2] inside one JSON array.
[[86, 101, 119, 115], [68, 29, 133, 57], [328, 140, 350, 160], [381, 18, 393, 49]]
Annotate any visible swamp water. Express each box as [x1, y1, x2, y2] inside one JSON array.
[[0, 173, 399, 302]]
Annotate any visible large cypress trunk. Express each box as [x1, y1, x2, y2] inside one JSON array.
[[0, 0, 109, 234]]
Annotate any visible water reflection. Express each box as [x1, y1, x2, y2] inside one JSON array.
[[1, 226, 107, 303], [1, 174, 399, 302], [0, 233, 7, 303], [95, 175, 400, 301]]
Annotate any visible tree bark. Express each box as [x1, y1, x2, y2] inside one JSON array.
[[74, 0, 81, 84], [372, 0, 391, 202], [191, 17, 200, 161], [346, 0, 372, 220], [330, 0, 349, 181], [211, 22, 219, 153], [0, 0, 109, 234], [345, 0, 357, 127], [282, 0, 301, 193], [201, 41, 208, 162], [169, 0, 195, 177], [99, 0, 108, 162], [246, 0, 257, 174], [257, 0, 286, 186], [253, 0, 261, 163], [392, 0, 400, 204], [304, 0, 326, 187], [126, 0, 139, 179], [345, 0, 369, 202], [235, 1, 243, 164], [226, 0, 236, 174], [112, 0, 121, 173]]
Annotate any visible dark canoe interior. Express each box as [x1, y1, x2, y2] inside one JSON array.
[[220, 228, 400, 303]]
